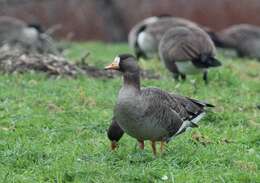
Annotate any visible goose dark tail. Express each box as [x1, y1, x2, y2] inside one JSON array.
[[134, 24, 148, 60], [188, 97, 215, 108]]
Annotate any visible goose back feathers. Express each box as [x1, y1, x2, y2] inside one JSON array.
[[216, 24, 260, 48], [213, 24, 260, 59], [129, 17, 199, 59], [0, 16, 26, 45], [159, 26, 216, 62], [128, 17, 159, 59], [159, 26, 221, 82], [142, 17, 198, 46]]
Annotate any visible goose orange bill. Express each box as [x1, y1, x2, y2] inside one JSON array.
[[105, 60, 120, 70]]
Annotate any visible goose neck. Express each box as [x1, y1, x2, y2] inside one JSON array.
[[123, 71, 141, 91]]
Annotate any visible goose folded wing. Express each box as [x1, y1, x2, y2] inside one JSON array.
[[141, 88, 191, 138], [141, 88, 214, 138], [173, 94, 213, 123]]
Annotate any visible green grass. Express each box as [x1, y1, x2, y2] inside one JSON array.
[[0, 42, 259, 183]]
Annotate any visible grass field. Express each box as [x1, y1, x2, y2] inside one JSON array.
[[0, 42, 259, 183]]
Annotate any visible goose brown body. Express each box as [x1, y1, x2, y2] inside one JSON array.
[[213, 24, 260, 59], [131, 17, 199, 59], [128, 16, 159, 59], [159, 26, 221, 83], [105, 54, 214, 154], [0, 16, 58, 54], [0, 16, 27, 45]]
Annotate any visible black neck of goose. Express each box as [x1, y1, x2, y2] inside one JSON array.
[[123, 71, 140, 90]]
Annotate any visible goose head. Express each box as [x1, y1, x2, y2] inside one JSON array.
[[105, 54, 141, 88], [105, 54, 140, 74]]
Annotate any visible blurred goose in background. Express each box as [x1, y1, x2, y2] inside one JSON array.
[[0, 16, 26, 45], [159, 26, 221, 83], [107, 118, 145, 150], [210, 24, 260, 59], [0, 16, 42, 46], [129, 16, 199, 60], [0, 16, 58, 54], [105, 54, 214, 155], [128, 16, 160, 59]]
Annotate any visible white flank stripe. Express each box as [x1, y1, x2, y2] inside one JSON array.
[[191, 112, 206, 124], [175, 120, 190, 135], [176, 61, 203, 74], [175, 112, 206, 135]]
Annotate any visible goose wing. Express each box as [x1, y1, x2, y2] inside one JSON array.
[[160, 26, 215, 62], [141, 87, 213, 139]]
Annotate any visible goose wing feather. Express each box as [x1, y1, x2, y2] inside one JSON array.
[[141, 88, 212, 138]]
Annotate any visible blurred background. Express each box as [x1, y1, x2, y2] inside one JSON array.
[[1, 0, 260, 42]]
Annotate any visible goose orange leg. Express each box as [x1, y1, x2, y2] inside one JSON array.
[[150, 141, 157, 155], [111, 140, 117, 150], [138, 140, 144, 150], [160, 141, 165, 153]]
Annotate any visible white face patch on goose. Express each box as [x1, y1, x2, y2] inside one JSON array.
[[114, 56, 120, 65]]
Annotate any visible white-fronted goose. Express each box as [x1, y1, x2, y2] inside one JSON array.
[[107, 118, 124, 150], [159, 26, 221, 83], [105, 54, 214, 155], [210, 24, 260, 59], [107, 118, 146, 150], [129, 16, 199, 60]]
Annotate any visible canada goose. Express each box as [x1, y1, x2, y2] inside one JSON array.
[[129, 17, 199, 60], [105, 54, 214, 155], [159, 26, 222, 83], [0, 17, 43, 46], [0, 16, 26, 45], [210, 24, 260, 59], [128, 16, 160, 59], [0, 16, 57, 54]]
